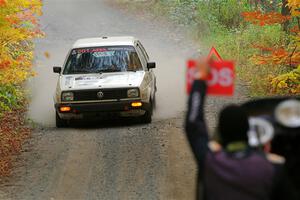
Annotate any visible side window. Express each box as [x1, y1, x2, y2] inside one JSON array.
[[136, 44, 147, 68], [128, 52, 142, 71]]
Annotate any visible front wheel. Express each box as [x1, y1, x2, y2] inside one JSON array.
[[141, 102, 153, 124], [56, 112, 68, 128]]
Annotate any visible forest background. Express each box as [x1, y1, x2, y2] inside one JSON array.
[[119, 0, 300, 96]]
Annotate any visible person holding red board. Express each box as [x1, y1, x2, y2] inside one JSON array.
[[185, 59, 283, 200]]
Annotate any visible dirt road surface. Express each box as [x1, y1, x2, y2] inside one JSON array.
[[0, 0, 246, 199]]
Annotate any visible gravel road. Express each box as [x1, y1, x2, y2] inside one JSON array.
[[0, 0, 247, 199]]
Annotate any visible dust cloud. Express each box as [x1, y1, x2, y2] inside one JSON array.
[[149, 48, 188, 119], [27, 46, 68, 127]]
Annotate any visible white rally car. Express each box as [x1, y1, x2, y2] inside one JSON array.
[[53, 36, 156, 127]]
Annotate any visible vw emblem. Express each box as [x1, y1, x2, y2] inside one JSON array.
[[97, 91, 104, 99]]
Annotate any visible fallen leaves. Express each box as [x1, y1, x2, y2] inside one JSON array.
[[0, 108, 31, 176]]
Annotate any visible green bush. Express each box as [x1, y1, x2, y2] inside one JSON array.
[[197, 0, 249, 29], [157, 0, 249, 29], [0, 85, 25, 114]]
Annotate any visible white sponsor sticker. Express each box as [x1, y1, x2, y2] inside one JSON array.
[[93, 51, 115, 57]]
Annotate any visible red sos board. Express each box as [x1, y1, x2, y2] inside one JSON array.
[[186, 60, 235, 96]]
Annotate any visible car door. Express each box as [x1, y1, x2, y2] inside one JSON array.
[[135, 41, 156, 101]]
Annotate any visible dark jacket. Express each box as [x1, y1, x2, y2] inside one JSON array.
[[185, 80, 280, 200]]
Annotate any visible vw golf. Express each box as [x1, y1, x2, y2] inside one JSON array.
[[53, 36, 156, 127]]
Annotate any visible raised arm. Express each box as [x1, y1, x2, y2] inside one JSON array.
[[185, 80, 209, 170]]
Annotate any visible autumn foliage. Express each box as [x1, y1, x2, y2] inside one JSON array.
[[242, 1, 300, 95], [0, 0, 42, 176], [242, 11, 291, 26], [287, 0, 300, 17], [0, 0, 43, 85]]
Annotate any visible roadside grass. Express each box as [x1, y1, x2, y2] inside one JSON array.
[[115, 0, 292, 97]]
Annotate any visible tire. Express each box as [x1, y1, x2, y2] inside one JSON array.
[[56, 112, 68, 128], [141, 101, 153, 124], [153, 94, 157, 110]]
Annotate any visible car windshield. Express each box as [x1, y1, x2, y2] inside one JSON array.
[[63, 46, 143, 74]]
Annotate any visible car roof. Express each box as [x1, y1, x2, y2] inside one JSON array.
[[72, 36, 137, 49]]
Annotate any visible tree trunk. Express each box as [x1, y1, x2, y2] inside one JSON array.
[[281, 0, 290, 32]]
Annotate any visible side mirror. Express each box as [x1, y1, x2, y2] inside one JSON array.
[[147, 62, 156, 70], [53, 66, 62, 74]]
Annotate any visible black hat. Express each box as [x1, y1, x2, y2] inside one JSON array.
[[218, 104, 249, 146]]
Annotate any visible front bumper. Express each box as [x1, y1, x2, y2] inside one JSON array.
[[55, 100, 150, 119]]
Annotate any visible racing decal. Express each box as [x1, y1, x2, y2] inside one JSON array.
[[107, 47, 135, 51], [93, 51, 115, 57], [74, 46, 135, 54], [76, 48, 107, 54], [65, 77, 73, 85], [75, 76, 100, 86], [75, 76, 102, 81]]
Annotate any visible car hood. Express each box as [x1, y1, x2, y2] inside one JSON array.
[[60, 71, 145, 91]]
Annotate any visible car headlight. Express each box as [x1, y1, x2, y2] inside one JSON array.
[[61, 92, 74, 101], [275, 99, 300, 128], [127, 88, 139, 98]]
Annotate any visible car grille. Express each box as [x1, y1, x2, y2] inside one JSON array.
[[72, 89, 130, 101]]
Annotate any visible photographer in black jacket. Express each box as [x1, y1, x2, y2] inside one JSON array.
[[185, 59, 283, 200]]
